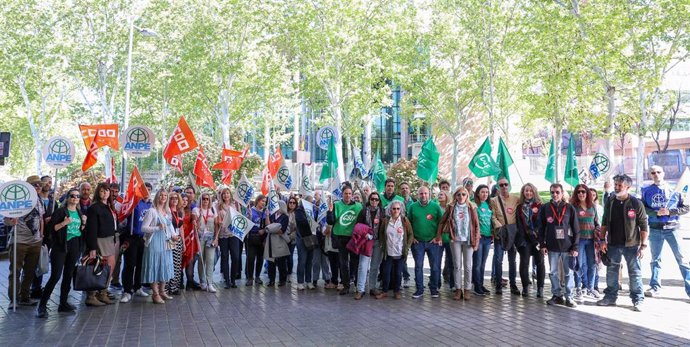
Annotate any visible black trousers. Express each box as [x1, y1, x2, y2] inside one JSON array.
[[327, 251, 339, 284], [40, 238, 80, 306], [518, 243, 545, 289], [219, 237, 242, 284], [335, 235, 358, 288], [245, 241, 264, 280], [122, 235, 145, 294], [268, 256, 288, 283]]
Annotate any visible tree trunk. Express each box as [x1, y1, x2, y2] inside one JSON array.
[[606, 86, 616, 167], [17, 77, 43, 175], [554, 125, 562, 184], [263, 117, 271, 163], [332, 101, 346, 182], [451, 134, 459, 191], [219, 89, 231, 146], [363, 116, 372, 169]]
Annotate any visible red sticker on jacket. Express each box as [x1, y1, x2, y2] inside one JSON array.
[[579, 210, 586, 216], [458, 212, 465, 219], [374, 219, 379, 225], [547, 216, 554, 223], [481, 208, 487, 212], [627, 210, 636, 218], [532, 207, 539, 214], [397, 227, 403, 234], [426, 214, 433, 220], [507, 207, 514, 214]]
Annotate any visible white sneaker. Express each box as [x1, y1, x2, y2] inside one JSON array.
[[134, 289, 149, 297], [306, 283, 315, 290], [297, 283, 305, 290], [120, 293, 132, 303], [208, 284, 217, 293], [403, 279, 410, 288], [200, 283, 208, 291]]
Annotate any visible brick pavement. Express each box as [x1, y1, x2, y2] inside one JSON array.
[[0, 247, 688, 347]]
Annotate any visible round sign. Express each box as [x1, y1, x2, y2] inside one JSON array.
[[592, 153, 610, 175], [120, 126, 155, 158], [42, 136, 75, 169], [0, 181, 39, 218], [316, 126, 338, 150]]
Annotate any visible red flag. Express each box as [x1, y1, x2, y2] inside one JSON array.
[[268, 146, 283, 177], [261, 169, 272, 196], [169, 154, 183, 173], [107, 157, 118, 183], [163, 116, 198, 166], [118, 166, 149, 221], [82, 132, 100, 172], [193, 146, 216, 190], [212, 147, 246, 171], [221, 170, 233, 185], [79, 124, 119, 150]]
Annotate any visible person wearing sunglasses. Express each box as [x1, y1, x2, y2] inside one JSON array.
[[353, 191, 385, 299], [472, 184, 493, 296], [569, 184, 600, 300], [36, 188, 83, 317], [490, 178, 520, 295], [640, 166, 690, 299], [376, 200, 413, 299], [436, 190, 456, 292], [516, 183, 545, 298], [538, 183, 580, 308], [436, 187, 479, 300]]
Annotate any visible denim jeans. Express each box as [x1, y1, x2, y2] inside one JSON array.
[[381, 256, 403, 292], [575, 239, 596, 290], [548, 251, 574, 299], [296, 236, 314, 284], [603, 245, 644, 304], [312, 250, 332, 283], [357, 254, 371, 293], [411, 241, 441, 293], [649, 228, 690, 297], [439, 242, 456, 289], [493, 242, 517, 289], [472, 236, 492, 289], [367, 240, 384, 292], [287, 241, 296, 275]]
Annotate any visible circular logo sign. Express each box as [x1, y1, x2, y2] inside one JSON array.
[[232, 215, 247, 230], [472, 153, 492, 170], [42, 136, 75, 169], [302, 176, 313, 192], [592, 153, 610, 175], [120, 126, 155, 157], [277, 166, 291, 184], [650, 193, 666, 208], [316, 126, 338, 150], [0, 181, 39, 218], [339, 210, 356, 226], [506, 207, 514, 215]]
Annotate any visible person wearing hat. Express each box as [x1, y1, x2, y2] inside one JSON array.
[[538, 183, 580, 308], [3, 175, 45, 306]]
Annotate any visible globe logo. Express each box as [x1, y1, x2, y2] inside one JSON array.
[[237, 182, 253, 202], [49, 139, 70, 155], [277, 167, 290, 183], [128, 128, 148, 143], [232, 215, 247, 230], [2, 184, 29, 202], [592, 153, 610, 174], [302, 176, 312, 191], [473, 153, 491, 170]]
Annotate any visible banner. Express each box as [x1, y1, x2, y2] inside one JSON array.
[[121, 125, 155, 157], [163, 116, 198, 165], [0, 181, 39, 218], [193, 146, 216, 190], [118, 166, 149, 221], [233, 173, 255, 207], [267, 185, 280, 215], [268, 146, 284, 177], [222, 207, 256, 240], [299, 174, 314, 197], [79, 124, 119, 150], [42, 136, 75, 169], [82, 132, 100, 172], [212, 147, 246, 171], [261, 169, 272, 196], [589, 146, 610, 180], [469, 137, 500, 178], [274, 161, 293, 191]]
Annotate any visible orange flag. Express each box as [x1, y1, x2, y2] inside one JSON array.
[[82, 132, 100, 172], [221, 170, 233, 185], [163, 116, 198, 165], [268, 146, 283, 177], [170, 154, 183, 173], [193, 146, 216, 190], [261, 169, 272, 196], [118, 166, 149, 221], [106, 157, 118, 183], [79, 124, 119, 150]]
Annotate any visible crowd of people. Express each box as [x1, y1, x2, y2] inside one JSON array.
[[3, 165, 689, 318]]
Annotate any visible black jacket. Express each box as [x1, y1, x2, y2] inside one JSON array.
[[50, 206, 83, 252], [538, 201, 580, 253], [85, 201, 116, 251]]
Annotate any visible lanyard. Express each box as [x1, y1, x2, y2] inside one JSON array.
[[172, 209, 181, 226], [550, 203, 567, 226], [201, 208, 212, 226]]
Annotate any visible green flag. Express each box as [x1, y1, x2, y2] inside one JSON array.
[[417, 136, 440, 183], [372, 151, 387, 192], [494, 137, 514, 183], [319, 137, 338, 183], [564, 135, 579, 187], [469, 137, 500, 178], [545, 138, 556, 183]]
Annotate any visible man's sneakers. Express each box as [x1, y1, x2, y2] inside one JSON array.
[[565, 298, 577, 308], [574, 288, 583, 300], [430, 290, 440, 298], [120, 293, 132, 303], [412, 290, 424, 299], [587, 289, 601, 299], [134, 288, 150, 297], [402, 279, 410, 288], [546, 295, 565, 306], [632, 301, 643, 312], [644, 287, 660, 298], [596, 297, 617, 307]]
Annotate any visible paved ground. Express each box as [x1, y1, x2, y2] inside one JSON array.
[[1, 236, 689, 347]]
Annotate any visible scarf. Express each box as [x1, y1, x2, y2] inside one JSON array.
[[522, 198, 535, 229], [365, 206, 382, 238]]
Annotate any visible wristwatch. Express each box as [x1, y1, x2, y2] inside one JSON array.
[[640, 244, 648, 248]]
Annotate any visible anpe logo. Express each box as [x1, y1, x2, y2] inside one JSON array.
[[122, 126, 154, 157], [339, 210, 356, 225], [43, 136, 75, 168], [47, 139, 71, 160], [0, 182, 37, 217]]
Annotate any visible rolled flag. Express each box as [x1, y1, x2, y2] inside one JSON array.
[[233, 173, 255, 207], [545, 138, 556, 183], [350, 146, 367, 179], [564, 134, 579, 187], [274, 161, 294, 191], [82, 132, 100, 172], [261, 169, 272, 196], [222, 207, 256, 240], [118, 165, 149, 221], [371, 152, 386, 192], [319, 137, 338, 183], [299, 174, 314, 197], [494, 137, 513, 183], [107, 156, 118, 183]]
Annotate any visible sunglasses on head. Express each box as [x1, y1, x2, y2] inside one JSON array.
[[499, 183, 509, 187]]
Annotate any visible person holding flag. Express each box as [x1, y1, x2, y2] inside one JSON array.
[[121, 182, 153, 303], [245, 195, 268, 286], [215, 187, 241, 289], [641, 166, 690, 299]]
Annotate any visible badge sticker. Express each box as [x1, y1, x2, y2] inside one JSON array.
[[426, 214, 433, 220], [458, 212, 465, 219], [397, 227, 403, 234], [374, 218, 379, 225], [507, 207, 514, 215], [627, 210, 636, 218], [532, 207, 539, 214], [481, 208, 487, 212], [547, 216, 554, 224], [579, 210, 586, 217], [555, 228, 565, 239]]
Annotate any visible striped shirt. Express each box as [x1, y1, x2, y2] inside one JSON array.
[[575, 206, 597, 239]]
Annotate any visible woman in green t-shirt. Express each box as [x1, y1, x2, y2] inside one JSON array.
[[326, 184, 363, 295], [37, 188, 84, 318], [471, 184, 494, 296]]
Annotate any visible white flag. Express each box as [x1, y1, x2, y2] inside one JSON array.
[[317, 200, 328, 224], [233, 173, 255, 207], [301, 199, 318, 235], [299, 174, 314, 197], [267, 185, 280, 215], [274, 161, 294, 191], [222, 207, 256, 240]]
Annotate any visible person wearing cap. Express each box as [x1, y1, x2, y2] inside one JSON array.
[[597, 174, 649, 311], [538, 183, 580, 308], [640, 166, 690, 299], [3, 175, 44, 306]]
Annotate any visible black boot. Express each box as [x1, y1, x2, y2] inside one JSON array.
[[36, 302, 48, 318]]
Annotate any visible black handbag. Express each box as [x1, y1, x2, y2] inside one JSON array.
[[301, 234, 319, 251], [73, 256, 110, 291], [496, 197, 518, 250]]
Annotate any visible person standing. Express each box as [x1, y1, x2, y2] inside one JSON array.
[[516, 183, 545, 298], [4, 175, 44, 306], [399, 181, 415, 288], [597, 174, 648, 311], [327, 185, 363, 295], [84, 182, 118, 306], [490, 178, 520, 295], [141, 190, 175, 303], [193, 193, 218, 292], [380, 178, 404, 209], [471, 184, 493, 296], [407, 186, 444, 299], [570, 184, 600, 299], [436, 191, 456, 291], [215, 188, 236, 289], [180, 193, 201, 290], [376, 200, 413, 299], [539, 183, 580, 308], [167, 192, 186, 295], [36, 188, 83, 317], [120, 183, 153, 303], [32, 175, 57, 299], [266, 200, 290, 287], [354, 192, 384, 299], [641, 166, 690, 299], [245, 195, 267, 286], [78, 182, 92, 214]]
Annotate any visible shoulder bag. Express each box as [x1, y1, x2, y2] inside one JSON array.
[[496, 197, 518, 250], [73, 255, 110, 291]]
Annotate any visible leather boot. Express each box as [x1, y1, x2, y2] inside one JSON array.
[[463, 289, 471, 301], [96, 290, 114, 304], [85, 291, 105, 306], [453, 289, 462, 301]]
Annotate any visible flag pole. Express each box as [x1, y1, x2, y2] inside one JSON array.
[[12, 225, 17, 312]]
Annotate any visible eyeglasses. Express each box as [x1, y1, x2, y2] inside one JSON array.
[[499, 183, 509, 187], [650, 171, 661, 175], [32, 183, 41, 188], [202, 197, 209, 201], [577, 190, 587, 194], [391, 207, 400, 211], [550, 191, 561, 195], [69, 194, 80, 199], [370, 198, 380, 201]]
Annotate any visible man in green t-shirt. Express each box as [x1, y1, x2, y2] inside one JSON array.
[[407, 186, 444, 298]]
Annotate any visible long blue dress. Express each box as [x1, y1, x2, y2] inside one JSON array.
[[141, 210, 174, 283]]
